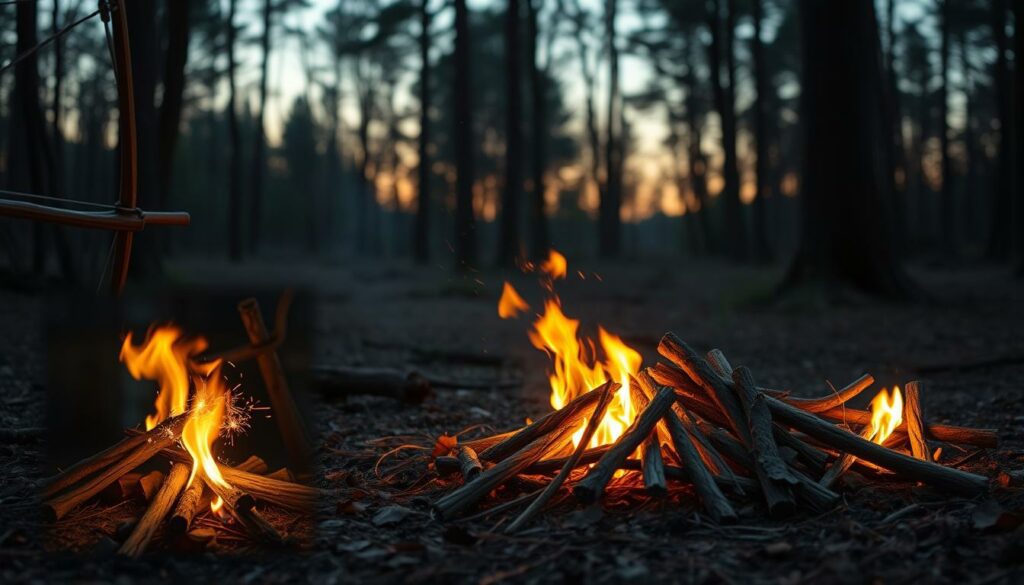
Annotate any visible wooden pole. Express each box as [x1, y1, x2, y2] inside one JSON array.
[[238, 296, 311, 476], [118, 463, 189, 557]]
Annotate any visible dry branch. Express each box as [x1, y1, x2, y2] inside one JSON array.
[[733, 367, 797, 516], [478, 381, 614, 462], [168, 455, 269, 536], [629, 382, 667, 498], [815, 405, 996, 447], [118, 463, 189, 557], [766, 396, 989, 494], [456, 446, 483, 482], [574, 386, 676, 504], [783, 374, 875, 413], [312, 365, 432, 404], [903, 381, 932, 462]]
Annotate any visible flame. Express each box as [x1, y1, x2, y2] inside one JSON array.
[[498, 282, 530, 319], [180, 367, 232, 492], [866, 386, 903, 444], [539, 250, 567, 280], [120, 326, 211, 430], [517, 251, 643, 449]]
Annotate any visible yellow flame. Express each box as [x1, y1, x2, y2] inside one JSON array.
[[867, 386, 903, 444], [120, 326, 210, 430], [539, 250, 567, 280], [498, 282, 530, 319], [180, 368, 232, 491]]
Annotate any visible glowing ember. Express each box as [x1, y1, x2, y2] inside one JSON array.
[[866, 386, 903, 445], [500, 251, 643, 449], [498, 282, 530, 319]]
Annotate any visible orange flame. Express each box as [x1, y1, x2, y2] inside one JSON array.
[[515, 251, 643, 449], [867, 386, 903, 444], [539, 250, 567, 280], [498, 282, 530, 319]]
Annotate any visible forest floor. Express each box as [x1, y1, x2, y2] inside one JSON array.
[[2, 258, 1024, 583]]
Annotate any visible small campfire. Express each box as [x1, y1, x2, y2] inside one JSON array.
[[43, 296, 319, 555], [429, 252, 997, 528]]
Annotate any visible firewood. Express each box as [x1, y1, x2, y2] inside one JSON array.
[[434, 415, 583, 519], [44, 414, 188, 521], [478, 381, 614, 462], [459, 429, 517, 453], [266, 468, 295, 482], [574, 386, 676, 504], [615, 460, 759, 493], [236, 455, 269, 475], [312, 365, 432, 404], [522, 445, 612, 474], [43, 413, 186, 499], [118, 463, 189, 557], [168, 455, 271, 536], [903, 381, 932, 462], [783, 374, 875, 413], [773, 424, 830, 473], [629, 382, 668, 498], [203, 476, 285, 546], [101, 472, 142, 503], [507, 383, 616, 532], [815, 405, 997, 447], [636, 373, 736, 522], [238, 296, 311, 476], [658, 334, 752, 447], [137, 470, 165, 501], [732, 367, 797, 517], [819, 420, 880, 488], [766, 396, 989, 494], [456, 446, 483, 482]]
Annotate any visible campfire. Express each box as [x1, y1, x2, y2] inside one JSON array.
[[43, 296, 319, 555], [431, 251, 997, 528]]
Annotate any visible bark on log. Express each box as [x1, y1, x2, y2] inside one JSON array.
[[118, 463, 189, 557], [45, 415, 188, 520], [574, 386, 676, 504], [815, 405, 996, 447], [238, 296, 311, 476], [478, 381, 614, 462], [733, 367, 797, 516], [138, 470, 164, 501], [456, 446, 483, 482], [168, 455, 269, 536], [904, 381, 932, 462], [203, 475, 285, 546], [312, 365, 432, 404], [507, 383, 616, 532], [766, 396, 989, 494], [629, 382, 667, 498]]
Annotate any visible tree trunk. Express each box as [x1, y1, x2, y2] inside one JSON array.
[[525, 0, 549, 260], [570, 3, 603, 221], [1015, 0, 1024, 275], [782, 0, 915, 299], [750, 0, 771, 263], [498, 0, 524, 266], [987, 0, 1012, 260], [157, 0, 190, 253], [938, 0, 955, 257], [885, 0, 908, 254], [598, 0, 621, 258], [50, 0, 63, 197], [125, 0, 160, 276], [684, 32, 714, 255], [250, 0, 273, 254], [414, 0, 431, 264], [227, 0, 243, 262], [453, 0, 478, 269]]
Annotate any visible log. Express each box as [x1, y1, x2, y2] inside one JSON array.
[[203, 476, 285, 546], [458, 430, 518, 453], [138, 470, 165, 501], [629, 382, 668, 498], [815, 405, 997, 448], [732, 367, 797, 517], [766, 396, 989, 494], [101, 472, 142, 503], [637, 373, 736, 522], [507, 383, 616, 532], [773, 424, 830, 473], [658, 334, 752, 446], [265, 468, 295, 482], [783, 374, 875, 413], [45, 415, 188, 520], [434, 415, 582, 519], [574, 386, 676, 504], [903, 381, 932, 462], [168, 455, 271, 536], [118, 463, 189, 557], [456, 446, 483, 482], [312, 365, 432, 404], [236, 455, 269, 475], [238, 296, 311, 476], [478, 381, 614, 462]]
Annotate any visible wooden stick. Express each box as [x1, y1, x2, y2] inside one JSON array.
[[574, 386, 676, 504], [629, 382, 667, 498], [815, 405, 996, 447], [766, 396, 989, 494], [903, 381, 932, 462], [459, 430, 518, 453], [434, 416, 582, 519], [118, 463, 189, 557], [507, 383, 616, 532], [658, 334, 752, 446], [203, 476, 285, 546], [732, 367, 797, 516], [783, 374, 875, 413], [637, 373, 737, 522], [168, 455, 270, 536], [456, 446, 483, 482], [45, 415, 187, 520], [478, 381, 614, 462], [101, 472, 142, 503], [137, 470, 164, 501], [238, 296, 311, 476], [773, 424, 830, 473], [312, 365, 432, 404]]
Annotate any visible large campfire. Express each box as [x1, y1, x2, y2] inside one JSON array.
[[429, 252, 997, 528], [42, 297, 319, 555]]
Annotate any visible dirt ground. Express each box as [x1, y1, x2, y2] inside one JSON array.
[[2, 258, 1024, 583]]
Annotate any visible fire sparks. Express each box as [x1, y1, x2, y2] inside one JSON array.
[[120, 324, 245, 515], [502, 251, 643, 449], [498, 282, 530, 319], [867, 386, 903, 445]]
